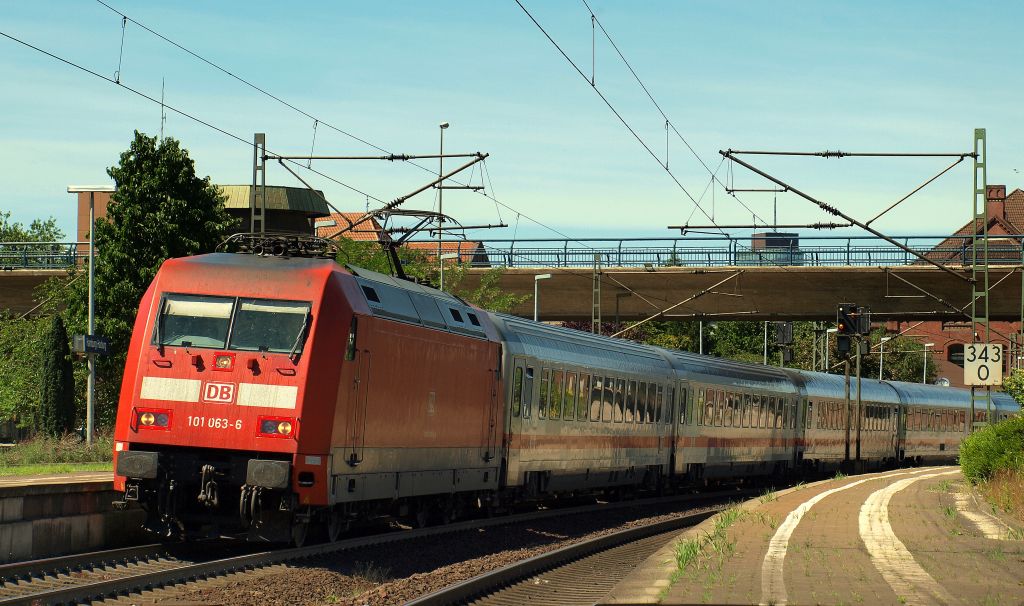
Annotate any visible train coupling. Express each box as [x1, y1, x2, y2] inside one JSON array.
[[112, 481, 141, 511]]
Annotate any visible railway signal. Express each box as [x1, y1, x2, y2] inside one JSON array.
[[836, 303, 871, 336]]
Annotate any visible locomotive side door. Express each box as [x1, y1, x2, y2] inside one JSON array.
[[347, 349, 371, 465], [481, 347, 501, 462], [503, 357, 529, 483]]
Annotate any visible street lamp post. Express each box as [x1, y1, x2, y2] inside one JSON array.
[[879, 336, 892, 380], [923, 342, 935, 383], [437, 122, 449, 287], [534, 273, 552, 322], [439, 252, 457, 291], [67, 185, 115, 446]]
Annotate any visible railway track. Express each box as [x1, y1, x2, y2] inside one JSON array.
[[0, 491, 736, 606], [406, 510, 717, 606]]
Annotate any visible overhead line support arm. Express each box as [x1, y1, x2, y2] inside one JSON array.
[[720, 150, 973, 284]]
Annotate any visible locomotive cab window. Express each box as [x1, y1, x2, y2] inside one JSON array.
[[154, 294, 233, 348], [229, 299, 311, 354]]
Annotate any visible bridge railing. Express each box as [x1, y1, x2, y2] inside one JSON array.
[[403, 235, 1024, 269], [0, 242, 85, 270], [4, 236, 1023, 270]]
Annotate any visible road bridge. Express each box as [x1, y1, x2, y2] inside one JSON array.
[[2, 236, 1022, 322], [458, 264, 1023, 322]]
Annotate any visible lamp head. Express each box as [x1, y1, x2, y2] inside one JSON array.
[[439, 122, 450, 129]]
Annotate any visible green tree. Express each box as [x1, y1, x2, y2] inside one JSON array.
[[60, 131, 236, 425], [999, 370, 1024, 410], [38, 316, 75, 436], [711, 321, 776, 365], [0, 211, 63, 242], [0, 313, 48, 427]]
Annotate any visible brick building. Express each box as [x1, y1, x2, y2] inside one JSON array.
[[315, 211, 488, 266], [888, 185, 1024, 387]]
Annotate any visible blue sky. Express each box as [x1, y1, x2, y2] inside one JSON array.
[[1, 1, 1021, 243]]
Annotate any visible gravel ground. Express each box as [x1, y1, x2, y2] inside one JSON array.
[[160, 498, 725, 606]]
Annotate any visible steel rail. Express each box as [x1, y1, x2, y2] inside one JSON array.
[[0, 492, 736, 606], [0, 543, 164, 582], [406, 508, 721, 606]]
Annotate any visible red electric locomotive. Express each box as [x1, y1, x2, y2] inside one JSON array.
[[113, 239, 502, 543]]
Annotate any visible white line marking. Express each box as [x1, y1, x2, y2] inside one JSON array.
[[759, 467, 941, 606], [954, 490, 1015, 540], [859, 470, 960, 605]]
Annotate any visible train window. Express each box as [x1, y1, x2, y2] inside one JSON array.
[[742, 394, 751, 428], [523, 367, 534, 418], [643, 384, 651, 423], [715, 390, 725, 427], [511, 367, 523, 417], [625, 381, 637, 423], [155, 294, 233, 349], [721, 393, 732, 428], [790, 399, 797, 429], [781, 397, 789, 429], [637, 382, 649, 423], [588, 376, 601, 421], [678, 388, 686, 424], [564, 372, 577, 421], [731, 393, 742, 427], [613, 379, 625, 423], [601, 377, 614, 422], [229, 299, 312, 354], [550, 371, 563, 419], [696, 389, 706, 426], [751, 395, 761, 428], [361, 285, 380, 303], [449, 308, 464, 323], [538, 369, 551, 419], [766, 397, 776, 429], [657, 385, 665, 424], [579, 374, 591, 421], [806, 401, 813, 429], [467, 313, 481, 326]]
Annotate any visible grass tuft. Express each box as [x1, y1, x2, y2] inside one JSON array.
[[0, 433, 113, 476]]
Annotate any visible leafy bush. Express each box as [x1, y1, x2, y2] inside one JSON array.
[[960, 416, 1024, 483]]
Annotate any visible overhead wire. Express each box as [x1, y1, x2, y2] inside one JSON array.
[[580, 0, 768, 226], [92, 0, 597, 256]]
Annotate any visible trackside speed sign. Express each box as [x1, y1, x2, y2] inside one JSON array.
[[964, 343, 1003, 386]]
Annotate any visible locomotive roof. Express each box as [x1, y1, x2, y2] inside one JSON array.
[[784, 369, 901, 404], [158, 252, 339, 297], [488, 313, 674, 377], [347, 265, 491, 339], [660, 350, 799, 394]]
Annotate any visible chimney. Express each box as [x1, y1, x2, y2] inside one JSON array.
[[987, 184, 1006, 221]]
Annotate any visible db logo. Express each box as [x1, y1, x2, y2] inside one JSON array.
[[202, 382, 236, 404]]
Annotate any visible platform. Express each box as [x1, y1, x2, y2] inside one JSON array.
[[603, 466, 1024, 605]]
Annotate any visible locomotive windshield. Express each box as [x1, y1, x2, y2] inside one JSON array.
[[228, 299, 311, 354], [157, 294, 233, 348], [154, 294, 311, 354]]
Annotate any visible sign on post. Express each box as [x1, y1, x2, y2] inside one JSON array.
[[964, 343, 1002, 386], [73, 334, 111, 356]]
